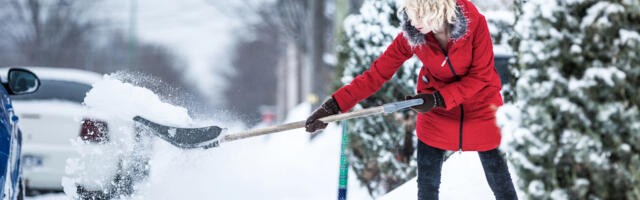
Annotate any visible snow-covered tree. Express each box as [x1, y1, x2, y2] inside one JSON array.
[[334, 0, 421, 196], [498, 0, 640, 199]]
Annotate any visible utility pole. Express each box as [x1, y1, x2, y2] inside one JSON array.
[[128, 0, 138, 70]]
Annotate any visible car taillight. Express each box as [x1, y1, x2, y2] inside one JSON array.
[[80, 119, 109, 143]]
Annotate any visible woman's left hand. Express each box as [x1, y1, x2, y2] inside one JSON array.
[[404, 92, 445, 113]]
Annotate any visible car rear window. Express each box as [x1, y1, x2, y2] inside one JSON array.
[[11, 79, 92, 103]]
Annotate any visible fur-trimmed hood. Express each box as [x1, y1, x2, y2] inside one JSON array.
[[400, 3, 469, 47]]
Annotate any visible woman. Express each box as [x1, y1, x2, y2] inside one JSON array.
[[305, 0, 517, 199]]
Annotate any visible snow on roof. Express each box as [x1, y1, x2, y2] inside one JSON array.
[[0, 66, 103, 85]]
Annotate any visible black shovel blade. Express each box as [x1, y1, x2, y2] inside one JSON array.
[[133, 116, 223, 149]]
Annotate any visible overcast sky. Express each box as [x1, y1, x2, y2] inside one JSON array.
[[95, 0, 257, 104]]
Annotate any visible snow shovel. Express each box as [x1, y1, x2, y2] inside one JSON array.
[[133, 99, 423, 149]]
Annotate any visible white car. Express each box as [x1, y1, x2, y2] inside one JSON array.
[[4, 67, 150, 198]]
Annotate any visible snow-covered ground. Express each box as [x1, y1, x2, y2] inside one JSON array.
[[379, 151, 523, 199], [27, 73, 523, 200], [123, 103, 372, 200]]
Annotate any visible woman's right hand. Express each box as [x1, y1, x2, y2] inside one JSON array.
[[305, 97, 341, 133]]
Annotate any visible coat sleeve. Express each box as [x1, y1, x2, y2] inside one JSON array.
[[331, 33, 414, 113], [438, 16, 496, 110]]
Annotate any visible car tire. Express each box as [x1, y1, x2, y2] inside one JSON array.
[[74, 172, 135, 200], [111, 155, 150, 197], [76, 186, 110, 200], [76, 157, 150, 200]]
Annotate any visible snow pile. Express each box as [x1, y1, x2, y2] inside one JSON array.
[[379, 151, 523, 199], [129, 103, 370, 200], [61, 73, 213, 199], [57, 72, 370, 199]]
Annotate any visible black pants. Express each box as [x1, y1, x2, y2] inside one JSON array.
[[417, 141, 518, 200]]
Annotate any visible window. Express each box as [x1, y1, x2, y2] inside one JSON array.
[[11, 79, 92, 103]]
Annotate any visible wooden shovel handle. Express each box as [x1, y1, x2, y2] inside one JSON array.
[[223, 106, 384, 142]]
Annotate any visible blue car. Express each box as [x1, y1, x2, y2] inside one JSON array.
[[0, 68, 41, 200]]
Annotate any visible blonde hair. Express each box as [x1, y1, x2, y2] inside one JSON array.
[[401, 0, 458, 30]]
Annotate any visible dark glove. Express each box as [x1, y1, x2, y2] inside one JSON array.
[[305, 97, 341, 133], [404, 91, 445, 113]]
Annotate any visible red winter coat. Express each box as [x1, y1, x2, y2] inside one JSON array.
[[332, 0, 503, 151]]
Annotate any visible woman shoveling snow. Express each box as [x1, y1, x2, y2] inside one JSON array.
[[305, 0, 517, 199]]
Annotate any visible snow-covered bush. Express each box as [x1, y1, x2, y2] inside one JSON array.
[[498, 0, 640, 199]]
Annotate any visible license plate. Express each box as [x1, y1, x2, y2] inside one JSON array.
[[22, 155, 43, 168]]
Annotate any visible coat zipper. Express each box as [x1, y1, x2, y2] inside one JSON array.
[[430, 40, 465, 153], [442, 50, 464, 153]]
